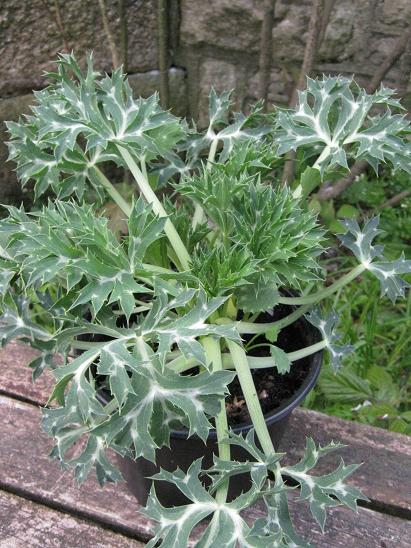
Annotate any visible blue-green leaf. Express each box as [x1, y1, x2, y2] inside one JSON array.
[[276, 76, 410, 176], [306, 310, 354, 371], [338, 217, 411, 302]]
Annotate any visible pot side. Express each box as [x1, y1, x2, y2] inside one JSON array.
[[115, 314, 323, 507]]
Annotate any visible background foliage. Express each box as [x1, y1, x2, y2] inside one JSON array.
[[305, 169, 411, 435]]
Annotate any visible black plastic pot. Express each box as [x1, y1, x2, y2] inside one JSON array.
[[114, 313, 323, 507]]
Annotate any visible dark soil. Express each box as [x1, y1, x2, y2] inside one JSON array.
[[225, 304, 318, 427]]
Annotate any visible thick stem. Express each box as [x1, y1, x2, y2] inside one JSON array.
[[90, 166, 132, 216], [140, 155, 148, 181], [226, 340, 275, 455], [203, 337, 230, 504], [277, 264, 365, 305], [192, 138, 218, 228], [167, 338, 327, 373], [292, 144, 331, 198], [222, 339, 326, 368], [234, 303, 311, 335], [117, 145, 191, 270]]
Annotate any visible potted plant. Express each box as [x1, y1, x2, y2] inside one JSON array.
[[1, 54, 410, 546]]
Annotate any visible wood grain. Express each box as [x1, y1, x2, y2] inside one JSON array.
[[0, 489, 143, 547], [1, 394, 411, 546], [1, 342, 409, 516], [281, 408, 411, 516], [0, 342, 52, 406], [0, 394, 153, 541]]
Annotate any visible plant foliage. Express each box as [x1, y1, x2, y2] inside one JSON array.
[[1, 54, 410, 546]]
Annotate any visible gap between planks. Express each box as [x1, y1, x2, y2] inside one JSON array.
[[0, 342, 411, 544], [1, 393, 411, 545], [0, 342, 410, 517], [0, 489, 144, 547]]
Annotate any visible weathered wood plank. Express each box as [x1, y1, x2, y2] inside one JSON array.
[[0, 395, 153, 541], [0, 341, 410, 516], [0, 489, 144, 547], [1, 394, 410, 547], [281, 408, 411, 516], [247, 497, 411, 548], [0, 342, 51, 406]]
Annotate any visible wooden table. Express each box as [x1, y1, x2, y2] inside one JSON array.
[[1, 342, 410, 547]]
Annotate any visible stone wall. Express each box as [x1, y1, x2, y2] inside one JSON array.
[[1, 0, 410, 202], [175, 0, 411, 124]]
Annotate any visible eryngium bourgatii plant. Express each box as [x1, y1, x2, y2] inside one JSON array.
[[1, 53, 410, 546]]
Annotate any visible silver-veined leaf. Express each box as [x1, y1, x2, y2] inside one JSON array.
[[276, 76, 410, 176], [338, 217, 411, 302], [306, 310, 354, 371]]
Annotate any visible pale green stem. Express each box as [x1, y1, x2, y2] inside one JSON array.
[[136, 335, 151, 362], [166, 354, 198, 373], [112, 305, 150, 315], [226, 340, 275, 455], [140, 155, 148, 180], [277, 264, 365, 306], [90, 166, 132, 216], [202, 337, 230, 505], [117, 145, 191, 271], [71, 340, 107, 350], [232, 303, 311, 335], [292, 144, 331, 198], [192, 137, 218, 228], [166, 338, 327, 374], [224, 339, 326, 368]]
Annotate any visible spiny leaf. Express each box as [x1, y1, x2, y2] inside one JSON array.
[[92, 338, 234, 461], [43, 338, 234, 479], [207, 430, 284, 493], [6, 52, 185, 200], [191, 244, 259, 297], [282, 438, 368, 531], [29, 347, 56, 380], [0, 201, 160, 318], [177, 90, 271, 170], [368, 255, 411, 303], [251, 490, 312, 547], [143, 459, 280, 548], [97, 339, 136, 408], [306, 310, 354, 371], [128, 198, 166, 268], [71, 434, 123, 485], [269, 345, 292, 374], [276, 76, 410, 176], [237, 277, 279, 314], [338, 216, 411, 302], [0, 294, 51, 347], [338, 216, 383, 264], [141, 289, 241, 367], [231, 183, 325, 291]]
